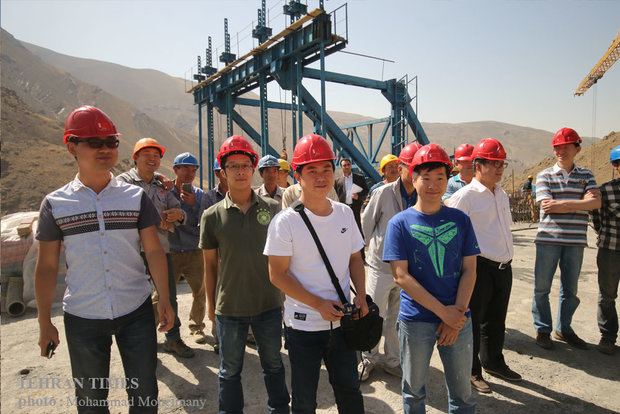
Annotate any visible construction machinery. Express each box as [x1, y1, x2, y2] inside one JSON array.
[[575, 30, 620, 96]]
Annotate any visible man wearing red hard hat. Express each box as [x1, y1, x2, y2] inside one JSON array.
[[443, 143, 474, 206], [265, 134, 367, 413], [35, 106, 174, 411], [532, 128, 601, 351]]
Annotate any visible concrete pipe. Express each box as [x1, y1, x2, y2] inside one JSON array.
[[6, 276, 26, 316]]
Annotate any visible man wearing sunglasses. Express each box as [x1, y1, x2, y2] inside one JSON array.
[[449, 138, 521, 393], [35, 105, 174, 412], [117, 137, 193, 358]]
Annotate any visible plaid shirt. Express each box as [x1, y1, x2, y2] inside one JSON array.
[[591, 178, 620, 251]]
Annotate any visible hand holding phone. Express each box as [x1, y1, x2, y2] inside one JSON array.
[[182, 183, 192, 193]]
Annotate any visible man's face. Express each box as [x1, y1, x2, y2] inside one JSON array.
[[135, 147, 161, 174], [455, 159, 474, 176], [69, 136, 119, 172], [222, 154, 254, 190], [296, 161, 334, 198], [259, 166, 279, 187], [383, 161, 400, 182], [413, 166, 448, 202], [340, 160, 352, 177], [553, 143, 580, 165], [477, 159, 506, 184], [399, 163, 413, 185], [174, 165, 198, 184]]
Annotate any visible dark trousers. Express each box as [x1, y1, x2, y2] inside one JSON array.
[[597, 248, 620, 342], [470, 257, 512, 376], [284, 326, 363, 414], [64, 298, 158, 413]]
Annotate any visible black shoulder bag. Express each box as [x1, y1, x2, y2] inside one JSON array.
[[293, 202, 383, 352]]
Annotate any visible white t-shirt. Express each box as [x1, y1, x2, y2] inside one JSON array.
[[264, 200, 365, 331]]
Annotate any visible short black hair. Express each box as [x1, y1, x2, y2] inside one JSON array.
[[412, 162, 450, 178], [612, 160, 620, 168], [340, 158, 352, 165], [220, 151, 256, 169], [296, 160, 335, 175]]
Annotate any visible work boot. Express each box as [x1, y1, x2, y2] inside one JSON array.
[[164, 339, 195, 358], [483, 365, 522, 382], [597, 337, 615, 355], [536, 332, 554, 350], [553, 330, 588, 350], [192, 330, 208, 344], [383, 364, 403, 378], [470, 375, 491, 393]]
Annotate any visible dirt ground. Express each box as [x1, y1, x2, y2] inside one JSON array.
[[1, 223, 619, 413]]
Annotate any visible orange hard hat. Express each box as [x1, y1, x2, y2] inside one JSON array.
[[133, 138, 166, 160], [291, 134, 336, 171], [63, 105, 120, 143], [217, 135, 259, 168]]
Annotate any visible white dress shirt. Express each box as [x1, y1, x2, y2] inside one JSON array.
[[449, 178, 513, 263]]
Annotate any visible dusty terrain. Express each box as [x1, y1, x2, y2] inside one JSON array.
[[1, 224, 619, 413]]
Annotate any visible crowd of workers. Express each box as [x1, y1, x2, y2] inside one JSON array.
[[34, 105, 619, 413]]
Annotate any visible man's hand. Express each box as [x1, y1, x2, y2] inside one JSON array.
[[541, 199, 564, 214], [584, 189, 601, 200], [207, 304, 216, 323], [352, 295, 369, 318], [163, 208, 184, 222], [156, 174, 174, 191], [352, 193, 359, 200], [436, 322, 460, 346], [180, 188, 196, 206], [441, 305, 467, 330], [156, 299, 175, 332], [317, 299, 346, 322], [38, 321, 60, 357]]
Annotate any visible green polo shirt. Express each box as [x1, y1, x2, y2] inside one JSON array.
[[199, 191, 282, 316]]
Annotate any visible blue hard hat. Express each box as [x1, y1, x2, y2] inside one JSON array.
[[610, 145, 620, 163], [213, 159, 221, 171], [258, 155, 280, 170], [173, 152, 199, 168]]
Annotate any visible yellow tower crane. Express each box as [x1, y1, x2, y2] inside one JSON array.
[[575, 30, 620, 96]]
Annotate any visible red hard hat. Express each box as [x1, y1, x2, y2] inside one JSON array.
[[552, 128, 582, 147], [408, 143, 453, 176], [454, 143, 474, 161], [291, 134, 336, 171], [217, 135, 259, 168], [133, 137, 166, 160], [63, 105, 120, 143], [398, 142, 423, 166], [472, 138, 506, 161]]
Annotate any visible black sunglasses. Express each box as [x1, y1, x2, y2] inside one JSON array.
[[71, 137, 120, 149]]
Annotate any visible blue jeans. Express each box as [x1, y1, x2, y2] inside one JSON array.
[[216, 307, 289, 414], [64, 298, 158, 413], [284, 326, 363, 414], [142, 252, 182, 342], [398, 318, 475, 414], [597, 248, 620, 342], [532, 243, 584, 334]]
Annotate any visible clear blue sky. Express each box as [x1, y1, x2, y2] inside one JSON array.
[[2, 0, 619, 138]]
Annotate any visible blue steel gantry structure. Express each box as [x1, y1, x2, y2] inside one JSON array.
[[189, 1, 429, 188]]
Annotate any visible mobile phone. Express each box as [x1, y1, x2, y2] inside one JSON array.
[[46, 341, 55, 359], [182, 183, 192, 193]]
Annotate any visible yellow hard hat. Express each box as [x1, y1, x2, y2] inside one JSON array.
[[528, 175, 533, 179], [380, 154, 398, 173], [278, 158, 291, 172]]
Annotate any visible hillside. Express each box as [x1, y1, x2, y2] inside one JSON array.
[[502, 131, 620, 193]]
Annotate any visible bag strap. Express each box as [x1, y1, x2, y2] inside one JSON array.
[[294, 202, 350, 305]]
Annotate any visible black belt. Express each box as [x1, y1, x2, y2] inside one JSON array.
[[478, 256, 512, 270]]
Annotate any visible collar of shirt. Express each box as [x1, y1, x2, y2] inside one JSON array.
[[552, 163, 577, 184], [127, 168, 163, 188], [469, 177, 502, 194], [70, 172, 118, 193], [455, 174, 466, 184], [223, 190, 260, 210]]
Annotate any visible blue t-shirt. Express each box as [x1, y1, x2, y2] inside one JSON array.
[[383, 206, 480, 323]]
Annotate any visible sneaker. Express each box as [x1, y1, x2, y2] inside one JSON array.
[[470, 375, 491, 393], [358, 359, 374, 382], [383, 364, 403, 378], [164, 339, 195, 358], [597, 337, 615, 355], [483, 365, 522, 382], [536, 332, 554, 350], [192, 330, 208, 344], [553, 330, 588, 350]]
